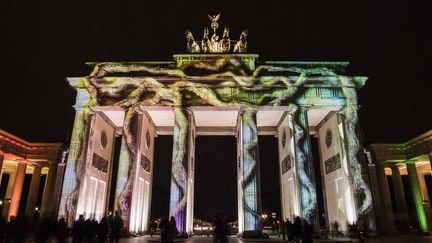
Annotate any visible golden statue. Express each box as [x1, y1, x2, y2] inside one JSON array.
[[233, 29, 248, 53], [185, 14, 247, 53], [220, 27, 231, 53], [201, 28, 210, 53], [185, 30, 201, 53]]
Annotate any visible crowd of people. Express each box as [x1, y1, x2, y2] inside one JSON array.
[[157, 216, 178, 243], [0, 211, 124, 243], [276, 216, 314, 243], [70, 211, 123, 243], [0, 211, 365, 243], [0, 215, 57, 243]]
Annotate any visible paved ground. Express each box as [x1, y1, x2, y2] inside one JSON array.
[[131, 235, 432, 243], [25, 234, 432, 243]]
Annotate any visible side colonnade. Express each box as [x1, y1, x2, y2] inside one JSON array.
[[0, 130, 65, 223], [367, 130, 432, 235]]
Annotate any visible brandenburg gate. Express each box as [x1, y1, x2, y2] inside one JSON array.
[[58, 15, 374, 236]]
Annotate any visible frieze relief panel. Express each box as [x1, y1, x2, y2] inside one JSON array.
[[92, 153, 108, 173], [324, 153, 341, 175], [140, 154, 151, 173], [281, 155, 292, 174]]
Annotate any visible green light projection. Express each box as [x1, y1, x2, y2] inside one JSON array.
[[407, 163, 429, 233]]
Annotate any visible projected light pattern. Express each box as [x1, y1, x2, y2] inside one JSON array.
[[60, 55, 372, 230], [340, 77, 373, 216], [58, 81, 95, 224], [241, 108, 261, 230], [293, 106, 317, 223], [115, 131, 132, 221], [115, 109, 139, 227], [169, 107, 189, 235], [407, 164, 429, 233]]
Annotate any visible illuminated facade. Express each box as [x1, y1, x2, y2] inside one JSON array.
[[58, 15, 374, 236], [58, 55, 376, 235], [366, 130, 432, 235], [0, 130, 65, 222]]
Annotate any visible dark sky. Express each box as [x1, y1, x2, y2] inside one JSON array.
[[2, 1, 431, 144], [1, 0, 431, 220]]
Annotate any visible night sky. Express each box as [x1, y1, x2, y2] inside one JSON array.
[[1, 1, 431, 221]]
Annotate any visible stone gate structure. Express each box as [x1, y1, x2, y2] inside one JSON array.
[[58, 52, 374, 236]]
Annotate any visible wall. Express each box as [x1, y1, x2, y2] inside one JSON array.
[[76, 113, 115, 220], [317, 113, 356, 231], [186, 113, 196, 235], [236, 112, 243, 232], [278, 114, 300, 221], [129, 112, 155, 232]]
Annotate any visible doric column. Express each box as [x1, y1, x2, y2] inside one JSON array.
[[237, 107, 262, 232], [340, 79, 373, 218], [40, 161, 58, 219], [50, 161, 66, 221], [277, 112, 301, 222], [58, 107, 94, 225], [185, 111, 195, 236], [390, 165, 409, 232], [364, 159, 378, 235], [0, 154, 4, 177], [25, 164, 42, 222], [407, 163, 429, 234], [292, 106, 316, 225], [169, 107, 194, 236], [429, 153, 432, 169], [0, 154, 4, 217], [375, 162, 397, 235], [417, 168, 432, 229], [8, 162, 27, 219], [2, 172, 16, 217]]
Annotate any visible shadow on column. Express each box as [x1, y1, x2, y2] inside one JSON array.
[[258, 136, 281, 227], [194, 136, 237, 223], [150, 135, 173, 222]]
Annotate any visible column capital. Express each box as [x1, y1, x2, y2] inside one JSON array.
[[404, 160, 417, 164], [389, 164, 402, 171], [238, 106, 258, 114], [73, 106, 92, 112], [337, 107, 347, 115], [15, 159, 29, 165], [384, 162, 404, 170], [172, 106, 196, 116], [31, 163, 43, 170], [376, 161, 394, 168], [297, 105, 311, 112]]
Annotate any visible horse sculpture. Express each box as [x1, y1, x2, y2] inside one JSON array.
[[185, 30, 201, 53], [233, 29, 248, 53], [220, 27, 231, 53], [201, 28, 210, 53]]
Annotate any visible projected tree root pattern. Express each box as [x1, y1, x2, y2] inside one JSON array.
[[60, 56, 372, 229]]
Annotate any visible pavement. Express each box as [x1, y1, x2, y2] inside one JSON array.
[[132, 234, 432, 243], [23, 234, 432, 243]]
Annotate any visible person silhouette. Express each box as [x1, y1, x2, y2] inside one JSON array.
[[109, 211, 123, 243], [166, 216, 178, 243], [72, 215, 85, 243], [292, 216, 302, 243], [98, 216, 109, 243], [213, 213, 228, 243], [55, 217, 67, 243], [159, 217, 168, 243]]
